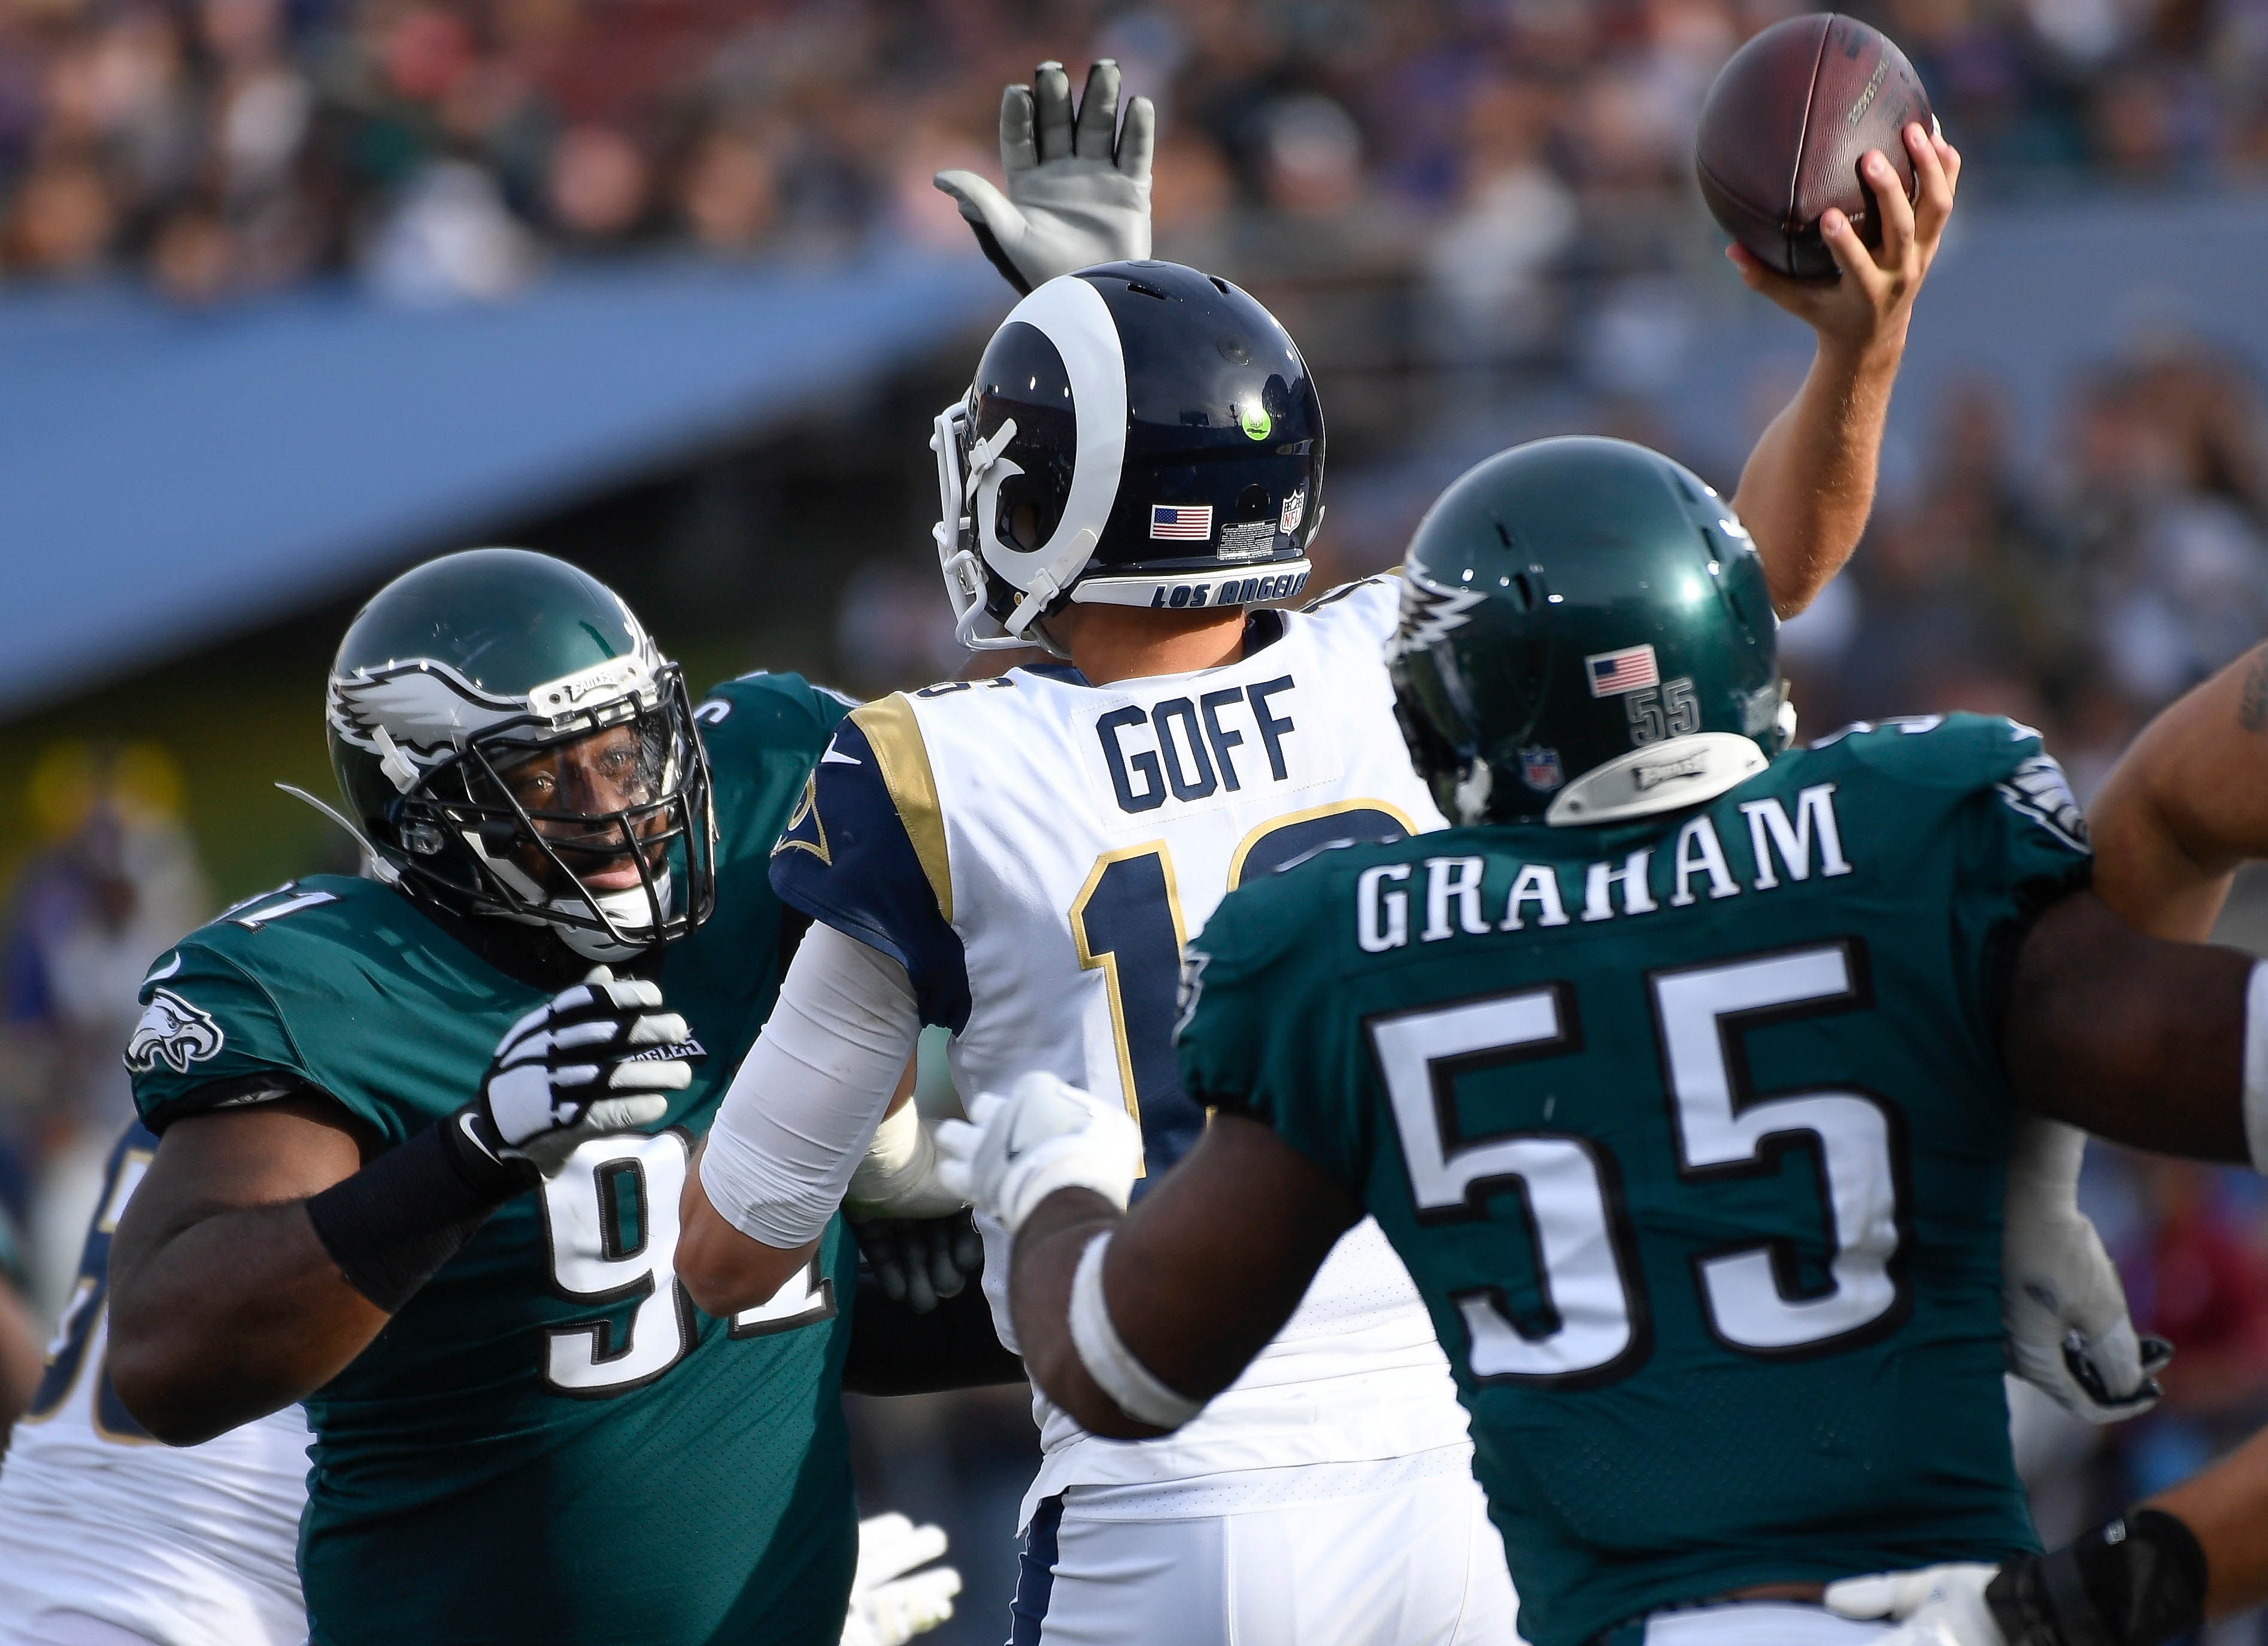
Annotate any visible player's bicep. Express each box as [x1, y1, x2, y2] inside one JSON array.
[[1100, 1114, 1362, 1402], [120, 1092, 375, 1242], [2002, 889, 2251, 1162]]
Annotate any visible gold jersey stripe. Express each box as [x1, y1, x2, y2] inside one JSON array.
[[850, 695, 953, 925]]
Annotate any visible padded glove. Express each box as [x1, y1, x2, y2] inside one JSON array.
[[469, 966, 692, 1177], [839, 1513, 960, 1646], [853, 1212, 986, 1315], [2003, 1118, 2170, 1421], [1827, 1564, 2005, 1646], [934, 1071, 1142, 1234], [935, 60, 1153, 293]]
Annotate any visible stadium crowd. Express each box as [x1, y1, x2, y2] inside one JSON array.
[[1, 0, 2266, 305]]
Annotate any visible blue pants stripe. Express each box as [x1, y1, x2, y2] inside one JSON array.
[[1006, 1494, 1066, 1646]]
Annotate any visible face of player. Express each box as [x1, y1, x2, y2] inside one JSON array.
[[495, 723, 668, 893]]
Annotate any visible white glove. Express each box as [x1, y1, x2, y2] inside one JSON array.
[[839, 1512, 960, 1646], [1825, 1563, 2006, 1646], [935, 59, 1153, 293], [2003, 1118, 2170, 1421], [848, 1103, 966, 1221], [473, 966, 692, 1176], [934, 1071, 1142, 1234]]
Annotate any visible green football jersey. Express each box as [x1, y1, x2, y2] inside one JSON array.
[[129, 672, 858, 1646], [1177, 714, 2092, 1646]]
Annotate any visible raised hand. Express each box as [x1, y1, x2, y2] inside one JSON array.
[[1729, 118, 1960, 365], [935, 59, 1154, 294]]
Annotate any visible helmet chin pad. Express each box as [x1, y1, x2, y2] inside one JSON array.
[[551, 874, 674, 961]]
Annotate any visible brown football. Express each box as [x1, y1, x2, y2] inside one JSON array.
[[1695, 12, 1933, 280]]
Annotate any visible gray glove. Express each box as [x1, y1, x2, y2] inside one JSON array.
[[936, 60, 1153, 294]]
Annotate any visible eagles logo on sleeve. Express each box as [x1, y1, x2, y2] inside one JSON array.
[[125, 989, 225, 1075], [1997, 753, 2090, 853]]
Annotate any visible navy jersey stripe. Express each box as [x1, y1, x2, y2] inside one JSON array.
[[769, 717, 972, 1032]]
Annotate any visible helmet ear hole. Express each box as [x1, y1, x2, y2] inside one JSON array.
[[1236, 483, 1271, 521]]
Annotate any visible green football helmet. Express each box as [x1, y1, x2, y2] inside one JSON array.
[[1387, 436, 1789, 827], [324, 548, 717, 959]]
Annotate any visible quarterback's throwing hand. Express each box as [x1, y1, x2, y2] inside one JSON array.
[[935, 59, 1153, 294], [472, 966, 692, 1177], [1728, 117, 1959, 363], [1826, 1564, 2005, 1646], [934, 1072, 1142, 1234], [839, 1513, 960, 1646]]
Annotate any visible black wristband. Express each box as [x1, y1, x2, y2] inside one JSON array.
[[305, 1109, 532, 1314], [1987, 1509, 2209, 1646]]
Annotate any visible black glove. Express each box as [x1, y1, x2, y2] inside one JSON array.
[[853, 1211, 986, 1315]]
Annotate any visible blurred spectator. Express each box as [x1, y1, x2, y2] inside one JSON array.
[[5, 0, 2263, 310], [0, 742, 208, 1320]]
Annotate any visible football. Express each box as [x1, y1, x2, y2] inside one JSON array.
[[1695, 12, 1934, 280]]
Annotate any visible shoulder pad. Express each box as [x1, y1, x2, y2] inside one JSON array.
[[694, 670, 857, 739], [770, 704, 969, 1030], [1802, 712, 2045, 790]]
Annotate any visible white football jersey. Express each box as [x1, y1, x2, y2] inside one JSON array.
[[0, 1124, 308, 1646], [772, 578, 1474, 1518]]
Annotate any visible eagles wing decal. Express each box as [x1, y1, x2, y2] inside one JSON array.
[[1386, 568, 1488, 664], [328, 662, 526, 759], [125, 989, 225, 1075]]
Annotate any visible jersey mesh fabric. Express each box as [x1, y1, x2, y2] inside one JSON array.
[[129, 673, 861, 1646], [773, 581, 1480, 1523], [1178, 714, 2087, 1646]]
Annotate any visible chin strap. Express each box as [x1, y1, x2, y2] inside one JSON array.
[[274, 784, 402, 886], [1544, 732, 1768, 827]]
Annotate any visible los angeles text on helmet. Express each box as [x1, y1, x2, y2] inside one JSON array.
[[1354, 783, 1852, 951], [1128, 569, 1310, 610]]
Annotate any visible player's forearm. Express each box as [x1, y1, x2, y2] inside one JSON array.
[[683, 923, 922, 1312], [2091, 645, 2268, 941], [1009, 1190, 1162, 1439], [677, 1156, 820, 1315], [2003, 890, 2252, 1162], [1729, 338, 1902, 618], [2148, 1427, 2268, 1617], [110, 1199, 387, 1444]]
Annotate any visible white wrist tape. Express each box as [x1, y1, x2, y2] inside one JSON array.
[[2244, 961, 2268, 1175], [1067, 1232, 1202, 1430]]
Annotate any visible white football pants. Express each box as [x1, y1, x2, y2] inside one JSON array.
[[1638, 1603, 1891, 1645], [1009, 1470, 1518, 1646]]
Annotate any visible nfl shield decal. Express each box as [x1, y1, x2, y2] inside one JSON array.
[[1519, 746, 1564, 792]]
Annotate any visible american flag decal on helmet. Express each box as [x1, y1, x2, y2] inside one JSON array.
[[1585, 644, 1660, 698], [1150, 504, 1214, 541]]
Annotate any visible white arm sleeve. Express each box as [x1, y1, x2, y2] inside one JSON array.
[[698, 921, 922, 1249]]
